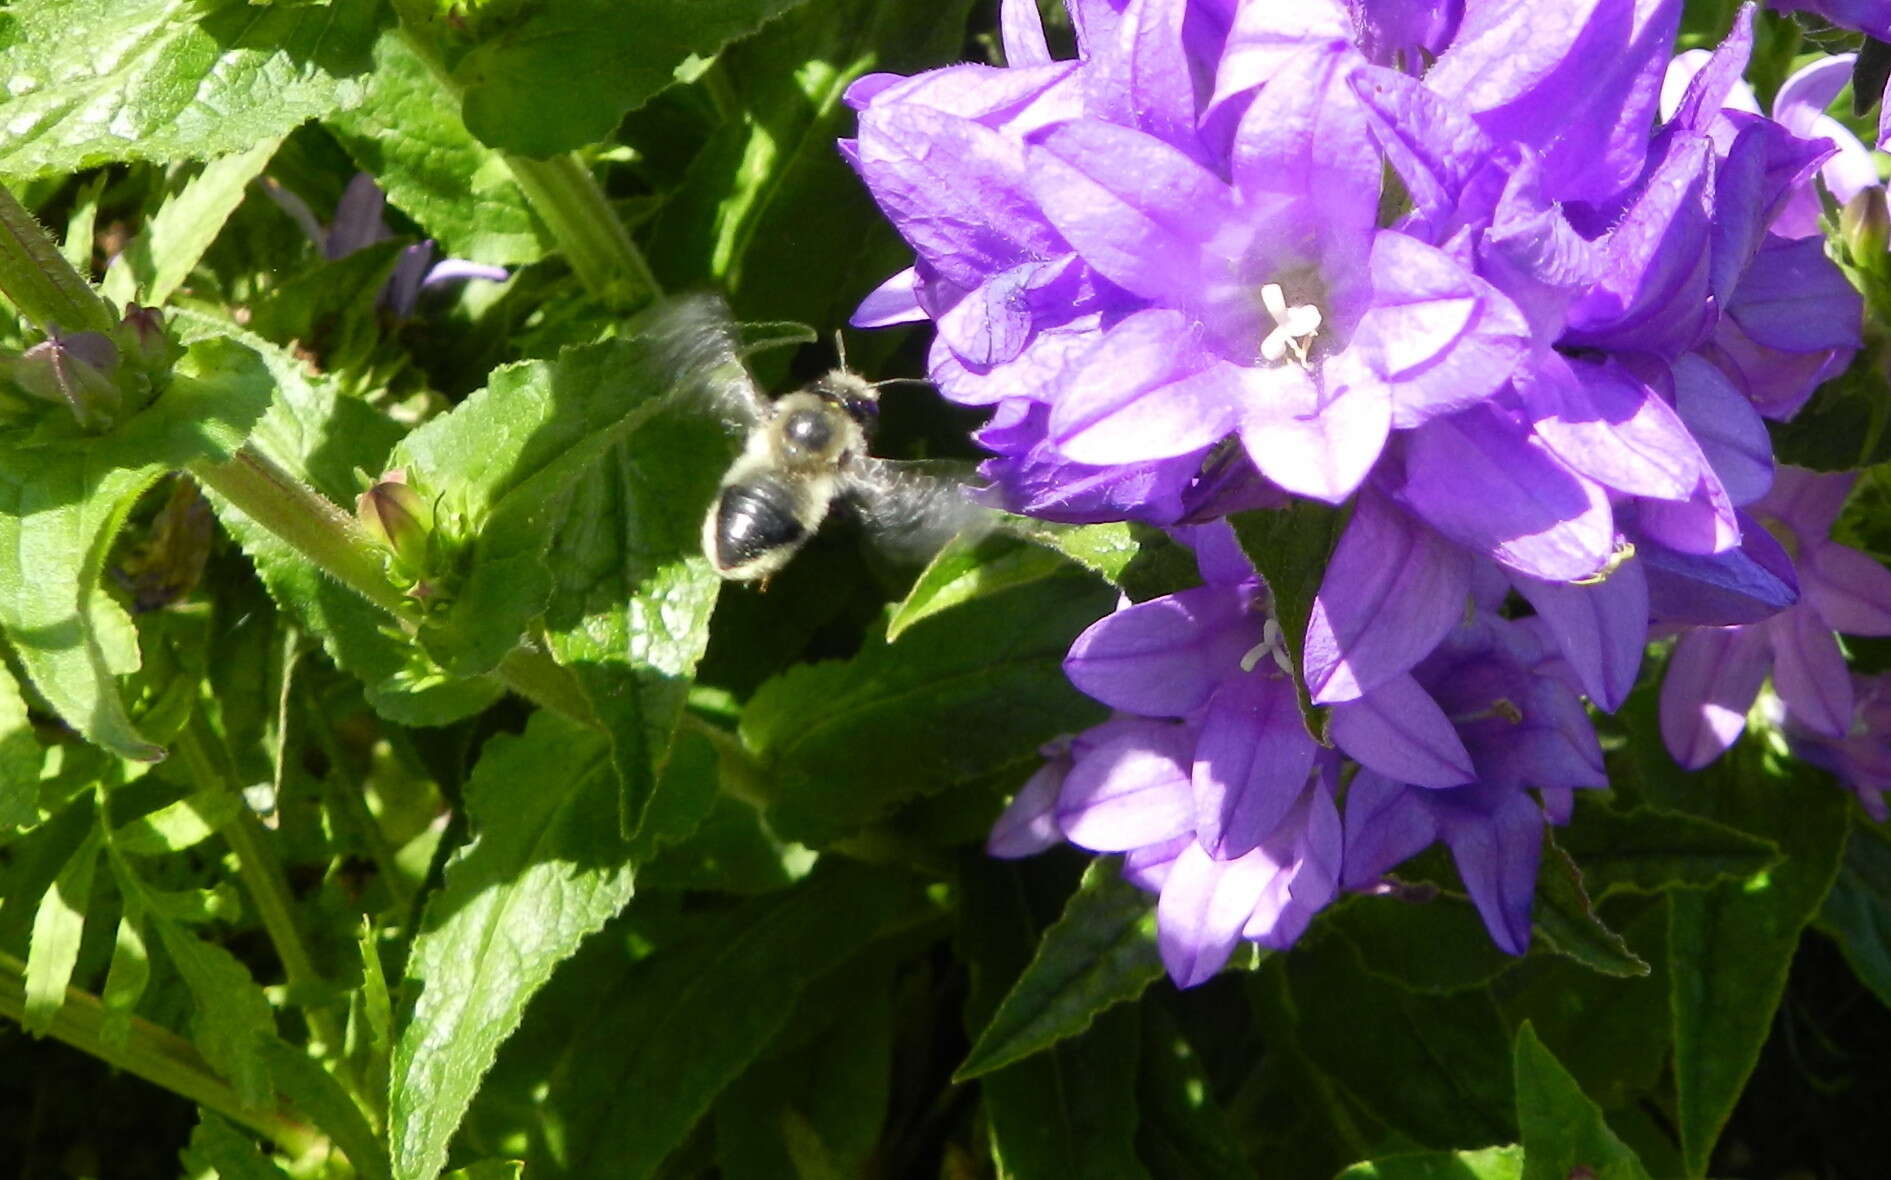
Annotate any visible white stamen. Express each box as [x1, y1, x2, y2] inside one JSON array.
[[1257, 282, 1323, 367], [1239, 618, 1295, 676]]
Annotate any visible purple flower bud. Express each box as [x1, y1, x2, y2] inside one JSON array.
[[2, 329, 122, 429]]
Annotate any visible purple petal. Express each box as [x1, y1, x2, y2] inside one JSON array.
[[855, 104, 1066, 289], [1344, 231, 1531, 429], [1192, 675, 1318, 858], [1083, 0, 1201, 154], [1064, 584, 1256, 715], [988, 759, 1068, 857], [1424, 0, 1680, 203], [1229, 42, 1380, 235], [1028, 119, 1240, 308], [1658, 625, 1771, 768], [1246, 779, 1344, 949], [1000, 0, 1054, 65], [1663, 3, 1752, 132], [328, 173, 389, 259], [853, 267, 926, 327], [1157, 840, 1282, 987], [1340, 770, 1438, 889], [1050, 316, 1238, 464], [1770, 608, 1853, 739], [1397, 404, 1615, 581], [846, 62, 1084, 136], [1056, 721, 1197, 851], [1519, 353, 1703, 500], [421, 258, 509, 287], [1330, 672, 1476, 787], [1431, 784, 1544, 956], [1237, 364, 1392, 503], [1562, 132, 1715, 357], [1759, 465, 1854, 537], [1671, 354, 1771, 505], [1208, 0, 1353, 131], [1640, 515, 1799, 625], [1304, 489, 1473, 703], [1707, 314, 1849, 421], [1350, 66, 1501, 235], [1512, 559, 1649, 712], [1634, 473, 1739, 556], [1124, 834, 1194, 891], [1803, 542, 1891, 637], [1726, 234, 1864, 355]]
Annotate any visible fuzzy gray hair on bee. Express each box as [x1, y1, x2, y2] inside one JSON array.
[[644, 294, 991, 584]]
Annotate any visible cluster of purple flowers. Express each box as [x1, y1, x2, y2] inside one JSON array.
[[845, 0, 1890, 983]]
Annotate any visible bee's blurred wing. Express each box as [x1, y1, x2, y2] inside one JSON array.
[[636, 293, 770, 430], [840, 458, 996, 563]]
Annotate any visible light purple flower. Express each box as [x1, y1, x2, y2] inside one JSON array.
[[1776, 673, 1891, 821], [1660, 467, 1891, 768]]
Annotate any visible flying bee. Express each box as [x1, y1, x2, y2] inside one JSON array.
[[645, 294, 990, 583]]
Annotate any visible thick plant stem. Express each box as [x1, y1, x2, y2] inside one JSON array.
[[0, 951, 320, 1157], [193, 447, 411, 617], [0, 182, 115, 334], [506, 152, 661, 307]]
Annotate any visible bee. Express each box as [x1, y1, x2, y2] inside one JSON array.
[[646, 294, 989, 583]]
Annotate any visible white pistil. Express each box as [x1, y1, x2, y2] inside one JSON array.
[[1239, 618, 1296, 676], [1258, 282, 1322, 367]]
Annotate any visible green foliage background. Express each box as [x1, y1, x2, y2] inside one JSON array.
[[0, 1, 1886, 1178]]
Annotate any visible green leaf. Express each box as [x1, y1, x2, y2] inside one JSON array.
[[179, 1112, 293, 1180], [1228, 501, 1343, 737], [151, 916, 277, 1107], [645, 0, 974, 333], [392, 337, 676, 679], [1334, 1147, 1525, 1180], [535, 863, 932, 1180], [888, 531, 1077, 642], [1817, 823, 1891, 1009], [453, 0, 815, 158], [258, 1035, 393, 1180], [1531, 838, 1649, 978], [1512, 1022, 1652, 1180], [390, 711, 632, 1180], [111, 786, 242, 855], [100, 139, 282, 308], [957, 854, 1149, 1180], [714, 959, 896, 1180], [956, 859, 1164, 1081], [326, 28, 547, 267], [1330, 893, 1517, 994], [1135, 1004, 1258, 1180], [1285, 934, 1515, 1150], [0, 336, 270, 759], [534, 400, 726, 844], [441, 1165, 523, 1180], [23, 824, 102, 1033], [1555, 804, 1783, 897], [99, 902, 152, 1051], [742, 573, 1112, 846], [0, 0, 378, 179], [1014, 520, 1147, 584], [0, 660, 44, 831], [1621, 717, 1851, 1176]]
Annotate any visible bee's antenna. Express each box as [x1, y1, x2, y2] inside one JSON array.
[[868, 376, 934, 392], [833, 328, 851, 373]]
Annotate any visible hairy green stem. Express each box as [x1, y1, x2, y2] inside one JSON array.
[[505, 153, 660, 307], [0, 182, 115, 334], [192, 448, 411, 616], [0, 951, 319, 1157]]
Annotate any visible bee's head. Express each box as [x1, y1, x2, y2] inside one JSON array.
[[809, 369, 881, 432]]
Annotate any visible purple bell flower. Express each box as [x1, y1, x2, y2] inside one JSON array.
[[1660, 467, 1891, 768]]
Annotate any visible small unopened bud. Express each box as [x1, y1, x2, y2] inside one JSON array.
[[1841, 187, 1890, 262], [0, 330, 122, 428], [117, 303, 184, 373], [356, 469, 435, 573]]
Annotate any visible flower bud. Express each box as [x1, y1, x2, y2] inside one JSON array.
[[1841, 187, 1889, 262], [0, 330, 122, 428], [355, 469, 435, 574], [117, 302, 184, 374]]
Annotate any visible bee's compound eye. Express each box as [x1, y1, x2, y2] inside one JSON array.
[[781, 407, 835, 457]]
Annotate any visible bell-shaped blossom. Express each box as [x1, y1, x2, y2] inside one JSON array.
[[1774, 674, 1891, 822], [1661, 467, 1891, 768], [1342, 610, 1608, 954]]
